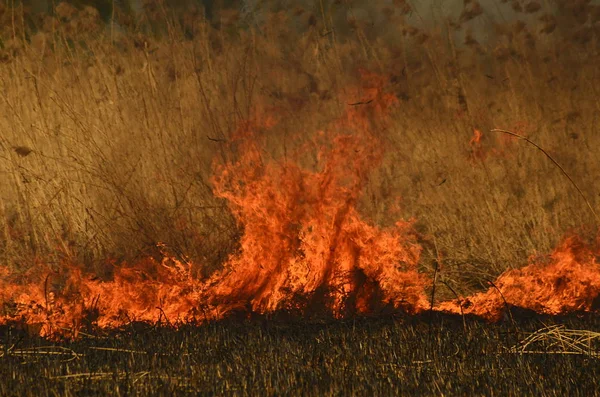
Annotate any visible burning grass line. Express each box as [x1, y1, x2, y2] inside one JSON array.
[[491, 129, 599, 224]]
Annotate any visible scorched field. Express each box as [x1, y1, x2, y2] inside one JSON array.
[[1, 0, 599, 395]]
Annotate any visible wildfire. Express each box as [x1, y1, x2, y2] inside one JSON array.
[[203, 69, 428, 319], [437, 235, 600, 320], [1, 71, 599, 338]]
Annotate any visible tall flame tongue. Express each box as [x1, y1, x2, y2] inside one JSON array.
[[438, 235, 600, 320], [1, 70, 599, 338], [204, 70, 429, 319], [0, 71, 429, 337]]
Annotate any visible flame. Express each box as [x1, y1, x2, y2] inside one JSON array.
[[203, 69, 428, 318], [469, 124, 521, 162], [470, 129, 483, 146], [1, 72, 599, 338], [468, 128, 487, 161], [0, 255, 202, 337], [437, 235, 600, 320]]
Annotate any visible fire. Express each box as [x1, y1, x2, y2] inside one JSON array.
[[470, 129, 483, 146], [0, 71, 599, 338], [468, 126, 519, 162], [437, 235, 600, 320], [0, 255, 202, 337], [468, 128, 487, 161], [203, 69, 428, 318]]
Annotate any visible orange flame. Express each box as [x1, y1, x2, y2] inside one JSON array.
[[1, 72, 599, 338], [204, 70, 428, 318], [469, 128, 486, 161], [0, 255, 202, 337], [437, 235, 600, 320], [470, 129, 483, 146]]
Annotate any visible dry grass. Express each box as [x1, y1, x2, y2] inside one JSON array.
[[509, 324, 600, 357], [0, 1, 598, 298]]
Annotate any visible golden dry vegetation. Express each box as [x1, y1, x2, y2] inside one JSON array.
[[0, 0, 598, 298]]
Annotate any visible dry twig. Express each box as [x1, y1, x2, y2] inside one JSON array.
[[491, 129, 599, 224]]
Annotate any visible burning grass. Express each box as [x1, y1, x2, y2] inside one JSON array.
[[0, 62, 598, 336], [0, 0, 599, 392]]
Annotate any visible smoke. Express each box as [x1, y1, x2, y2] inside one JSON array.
[[19, 0, 600, 46], [233, 0, 600, 47]]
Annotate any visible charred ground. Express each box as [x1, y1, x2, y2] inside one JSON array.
[[2, 313, 600, 396]]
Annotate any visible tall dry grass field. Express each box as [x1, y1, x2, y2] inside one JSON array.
[[0, 0, 598, 298]]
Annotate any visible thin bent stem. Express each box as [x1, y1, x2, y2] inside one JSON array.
[[491, 128, 599, 225]]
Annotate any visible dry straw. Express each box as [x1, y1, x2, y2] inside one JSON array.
[[510, 324, 600, 357], [492, 129, 599, 225]]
